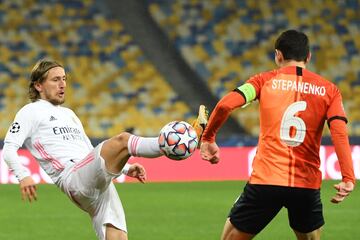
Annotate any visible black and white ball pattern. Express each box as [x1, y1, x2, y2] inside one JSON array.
[[9, 122, 20, 133]]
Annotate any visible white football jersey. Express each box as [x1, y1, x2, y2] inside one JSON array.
[[4, 99, 94, 183]]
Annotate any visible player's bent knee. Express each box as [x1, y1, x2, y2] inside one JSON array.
[[101, 132, 132, 163], [112, 132, 131, 150]]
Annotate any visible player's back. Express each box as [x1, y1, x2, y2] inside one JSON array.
[[248, 66, 344, 189]]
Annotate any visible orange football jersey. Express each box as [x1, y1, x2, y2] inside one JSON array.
[[247, 66, 348, 189]]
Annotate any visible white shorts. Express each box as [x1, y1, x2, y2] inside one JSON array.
[[61, 142, 127, 240]]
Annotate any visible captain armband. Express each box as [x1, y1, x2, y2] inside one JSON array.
[[234, 83, 256, 108]]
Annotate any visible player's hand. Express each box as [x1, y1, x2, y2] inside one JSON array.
[[200, 141, 220, 164], [19, 176, 37, 203], [127, 163, 146, 183], [331, 181, 354, 204]]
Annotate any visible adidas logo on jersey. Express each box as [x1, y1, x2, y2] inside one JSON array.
[[49, 116, 57, 121]]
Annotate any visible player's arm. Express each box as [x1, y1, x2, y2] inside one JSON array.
[[202, 83, 255, 143], [124, 163, 146, 183], [328, 118, 355, 203], [3, 142, 37, 202], [201, 83, 256, 163], [327, 88, 355, 203], [3, 107, 37, 202]]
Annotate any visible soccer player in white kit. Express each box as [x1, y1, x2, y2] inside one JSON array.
[[2, 59, 208, 240]]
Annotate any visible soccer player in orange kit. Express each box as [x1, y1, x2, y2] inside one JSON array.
[[200, 29, 355, 240]]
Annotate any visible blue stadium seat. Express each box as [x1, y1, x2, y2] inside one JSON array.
[[148, 0, 360, 136], [0, 0, 194, 138]]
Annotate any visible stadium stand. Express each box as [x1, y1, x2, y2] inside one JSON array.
[[147, 0, 360, 137], [0, 0, 359, 145], [0, 0, 194, 139]]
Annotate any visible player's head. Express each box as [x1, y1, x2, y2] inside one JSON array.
[[274, 29, 310, 66], [29, 59, 66, 105]]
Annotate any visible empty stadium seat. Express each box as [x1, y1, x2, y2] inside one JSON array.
[[148, 0, 360, 136]]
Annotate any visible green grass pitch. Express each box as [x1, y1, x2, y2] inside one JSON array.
[[0, 180, 359, 239]]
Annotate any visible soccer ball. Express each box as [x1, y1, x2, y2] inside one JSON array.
[[158, 121, 198, 160]]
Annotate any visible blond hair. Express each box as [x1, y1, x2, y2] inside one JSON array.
[[29, 59, 63, 102]]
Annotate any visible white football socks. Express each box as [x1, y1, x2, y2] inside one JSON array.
[[127, 135, 162, 158]]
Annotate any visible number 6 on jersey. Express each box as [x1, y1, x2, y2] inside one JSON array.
[[280, 101, 307, 147]]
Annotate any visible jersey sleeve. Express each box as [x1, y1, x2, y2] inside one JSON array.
[[121, 163, 131, 175], [326, 87, 347, 125], [202, 91, 246, 143], [3, 105, 36, 181], [234, 83, 256, 107], [326, 87, 354, 183], [202, 72, 266, 142], [2, 142, 31, 181], [245, 73, 265, 100], [329, 119, 355, 184], [4, 106, 36, 147]]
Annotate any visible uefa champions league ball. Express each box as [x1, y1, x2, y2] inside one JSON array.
[[158, 121, 198, 160]]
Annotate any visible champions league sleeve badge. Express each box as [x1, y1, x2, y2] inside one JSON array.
[[9, 122, 20, 133]]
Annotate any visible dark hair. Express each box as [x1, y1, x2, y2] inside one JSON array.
[[275, 30, 309, 62], [29, 59, 63, 102]]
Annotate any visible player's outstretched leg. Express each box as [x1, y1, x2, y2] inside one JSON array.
[[192, 105, 209, 148], [102, 109, 209, 173], [101, 132, 162, 174], [100, 132, 132, 174]]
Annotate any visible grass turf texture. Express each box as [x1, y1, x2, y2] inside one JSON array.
[[0, 180, 359, 239]]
